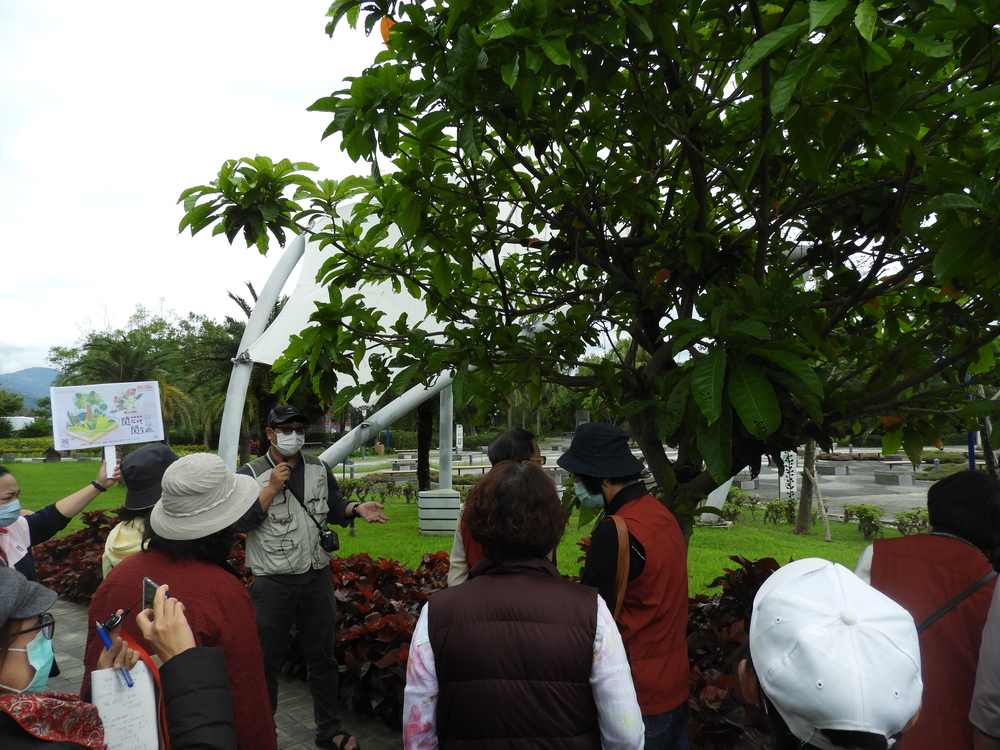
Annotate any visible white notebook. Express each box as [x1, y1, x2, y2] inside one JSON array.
[[90, 661, 159, 750]]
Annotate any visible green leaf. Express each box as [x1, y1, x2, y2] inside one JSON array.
[[771, 55, 813, 116], [932, 225, 994, 284], [416, 110, 453, 137], [968, 344, 996, 376], [698, 408, 733, 483], [924, 193, 983, 214], [692, 349, 727, 425], [747, 346, 824, 395], [864, 40, 892, 72], [960, 399, 1000, 419], [540, 38, 571, 67], [947, 85, 1000, 112], [932, 0, 956, 11], [728, 320, 771, 340], [727, 358, 781, 439], [881, 430, 903, 456], [809, 0, 848, 31], [736, 20, 809, 75], [501, 57, 519, 89], [855, 0, 877, 41]]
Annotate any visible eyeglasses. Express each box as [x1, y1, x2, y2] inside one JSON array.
[[527, 456, 547, 465], [12, 612, 54, 640], [272, 426, 306, 435]]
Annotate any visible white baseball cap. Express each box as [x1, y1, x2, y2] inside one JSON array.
[[750, 558, 922, 750]]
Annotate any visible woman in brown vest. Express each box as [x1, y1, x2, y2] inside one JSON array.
[[403, 461, 643, 750]]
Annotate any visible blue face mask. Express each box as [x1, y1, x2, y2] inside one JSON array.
[[0, 500, 21, 528], [574, 482, 605, 509], [0, 629, 54, 694]]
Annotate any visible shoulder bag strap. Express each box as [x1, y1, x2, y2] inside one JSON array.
[[610, 515, 630, 621], [917, 569, 997, 634]]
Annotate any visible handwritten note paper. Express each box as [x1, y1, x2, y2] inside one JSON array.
[[91, 661, 159, 750]]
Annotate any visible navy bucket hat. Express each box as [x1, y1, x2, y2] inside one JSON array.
[[557, 423, 645, 477]]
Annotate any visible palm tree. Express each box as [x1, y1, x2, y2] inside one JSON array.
[[60, 328, 192, 446]]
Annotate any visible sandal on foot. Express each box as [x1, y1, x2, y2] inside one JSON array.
[[315, 730, 361, 750]]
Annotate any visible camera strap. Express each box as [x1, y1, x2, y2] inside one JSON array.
[[265, 454, 328, 533]]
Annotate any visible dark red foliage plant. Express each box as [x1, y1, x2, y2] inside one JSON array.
[[331, 551, 448, 729], [687, 555, 781, 749], [34, 510, 118, 602]]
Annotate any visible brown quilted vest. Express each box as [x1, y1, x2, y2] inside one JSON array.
[[428, 558, 601, 750]]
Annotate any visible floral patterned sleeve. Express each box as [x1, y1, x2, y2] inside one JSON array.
[[403, 603, 439, 749], [591, 596, 645, 750]]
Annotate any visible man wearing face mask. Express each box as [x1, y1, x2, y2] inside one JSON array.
[[558, 423, 690, 750], [235, 406, 388, 750]]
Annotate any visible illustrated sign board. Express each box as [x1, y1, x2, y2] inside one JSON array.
[[51, 381, 164, 450]]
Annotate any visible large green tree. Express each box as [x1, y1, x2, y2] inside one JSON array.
[[182, 0, 1000, 531]]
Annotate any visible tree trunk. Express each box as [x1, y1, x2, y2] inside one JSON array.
[[417, 399, 434, 491], [507, 405, 513, 430], [536, 404, 542, 438], [794, 439, 817, 534]]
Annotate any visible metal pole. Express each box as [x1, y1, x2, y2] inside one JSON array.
[[218, 233, 307, 469], [438, 384, 454, 490]]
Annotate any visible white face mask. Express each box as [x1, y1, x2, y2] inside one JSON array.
[[273, 431, 305, 457]]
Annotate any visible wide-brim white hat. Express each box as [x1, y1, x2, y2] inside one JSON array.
[[149, 453, 259, 540], [750, 558, 922, 750]]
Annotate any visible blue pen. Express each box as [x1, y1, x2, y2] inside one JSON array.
[[95, 621, 133, 688]]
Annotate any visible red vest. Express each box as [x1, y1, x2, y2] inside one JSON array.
[[613, 493, 689, 714], [871, 534, 996, 750], [459, 517, 485, 570], [428, 559, 600, 750]]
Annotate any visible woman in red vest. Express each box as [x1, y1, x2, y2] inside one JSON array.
[[558, 423, 690, 750], [855, 470, 1000, 750]]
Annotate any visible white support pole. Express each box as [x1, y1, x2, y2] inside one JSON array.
[[438, 384, 454, 490], [218, 234, 307, 470]]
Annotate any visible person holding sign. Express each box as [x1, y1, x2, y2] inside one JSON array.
[[0, 461, 119, 581], [235, 405, 389, 750]]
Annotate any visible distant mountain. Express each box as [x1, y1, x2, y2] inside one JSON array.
[[0, 368, 58, 410]]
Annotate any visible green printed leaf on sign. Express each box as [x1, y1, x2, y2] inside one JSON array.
[[727, 359, 781, 440], [692, 349, 727, 425]]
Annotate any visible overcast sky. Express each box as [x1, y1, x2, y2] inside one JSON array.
[[0, 1, 385, 374]]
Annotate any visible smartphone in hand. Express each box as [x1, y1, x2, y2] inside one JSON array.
[[142, 577, 160, 611]]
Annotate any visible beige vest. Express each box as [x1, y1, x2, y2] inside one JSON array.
[[243, 453, 332, 575]]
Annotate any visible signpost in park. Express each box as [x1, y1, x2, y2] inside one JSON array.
[[50, 381, 165, 465]]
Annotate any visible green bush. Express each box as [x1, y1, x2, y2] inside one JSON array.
[[894, 507, 930, 536], [842, 504, 885, 541], [762, 498, 795, 524], [721, 487, 760, 522]]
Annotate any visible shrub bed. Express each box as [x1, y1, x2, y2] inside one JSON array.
[[35, 515, 785, 743]]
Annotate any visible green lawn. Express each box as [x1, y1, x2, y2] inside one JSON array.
[[11, 463, 895, 594], [9, 462, 124, 534]]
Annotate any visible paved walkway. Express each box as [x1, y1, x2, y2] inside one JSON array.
[[48, 598, 403, 750]]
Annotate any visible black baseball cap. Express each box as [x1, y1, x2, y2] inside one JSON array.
[[267, 406, 307, 427]]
